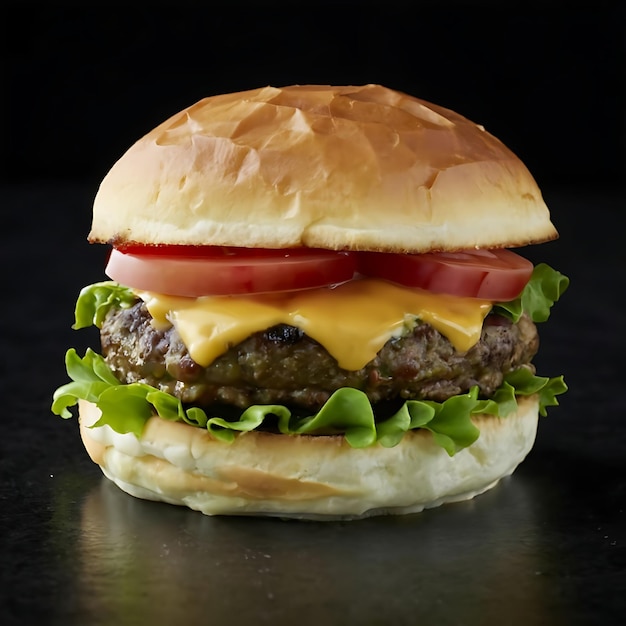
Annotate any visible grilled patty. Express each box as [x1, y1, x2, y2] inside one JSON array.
[[100, 301, 539, 413]]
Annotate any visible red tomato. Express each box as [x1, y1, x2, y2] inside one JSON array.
[[357, 248, 533, 301], [105, 246, 358, 297]]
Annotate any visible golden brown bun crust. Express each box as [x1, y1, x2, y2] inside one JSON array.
[[90, 84, 557, 253], [78, 396, 539, 520]]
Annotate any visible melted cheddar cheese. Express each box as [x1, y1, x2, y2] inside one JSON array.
[[139, 278, 492, 371]]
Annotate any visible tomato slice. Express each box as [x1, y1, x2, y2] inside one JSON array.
[[357, 248, 533, 301], [105, 245, 358, 297], [105, 244, 533, 300]]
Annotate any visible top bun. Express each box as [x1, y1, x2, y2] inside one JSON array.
[[90, 84, 557, 253]]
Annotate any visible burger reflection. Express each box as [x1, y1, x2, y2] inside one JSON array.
[[76, 471, 572, 626]]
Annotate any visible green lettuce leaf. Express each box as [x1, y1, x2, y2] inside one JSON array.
[[51, 348, 567, 455], [503, 367, 568, 417], [494, 263, 570, 323], [73, 281, 137, 329]]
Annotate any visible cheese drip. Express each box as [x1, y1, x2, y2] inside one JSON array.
[[140, 278, 492, 371]]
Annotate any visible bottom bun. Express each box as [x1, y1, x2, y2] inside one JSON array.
[[78, 396, 539, 520]]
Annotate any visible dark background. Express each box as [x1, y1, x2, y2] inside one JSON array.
[[2, 2, 624, 194], [2, 6, 626, 625]]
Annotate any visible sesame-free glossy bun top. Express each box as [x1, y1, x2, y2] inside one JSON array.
[[89, 84, 558, 252]]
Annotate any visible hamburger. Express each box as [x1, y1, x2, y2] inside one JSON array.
[[52, 84, 569, 520]]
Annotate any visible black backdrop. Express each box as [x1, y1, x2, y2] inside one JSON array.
[[3, 3, 625, 193], [2, 8, 626, 623]]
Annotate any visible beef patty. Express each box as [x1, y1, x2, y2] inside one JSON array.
[[100, 301, 539, 413]]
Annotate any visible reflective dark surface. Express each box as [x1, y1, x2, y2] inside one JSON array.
[[1, 185, 625, 625]]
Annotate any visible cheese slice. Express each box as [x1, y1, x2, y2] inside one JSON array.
[[139, 278, 492, 371]]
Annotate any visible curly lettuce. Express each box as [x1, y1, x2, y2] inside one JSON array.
[[52, 266, 569, 455], [73, 281, 137, 329], [52, 348, 567, 456], [494, 263, 570, 323]]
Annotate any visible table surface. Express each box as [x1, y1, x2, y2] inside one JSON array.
[[1, 183, 625, 626]]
